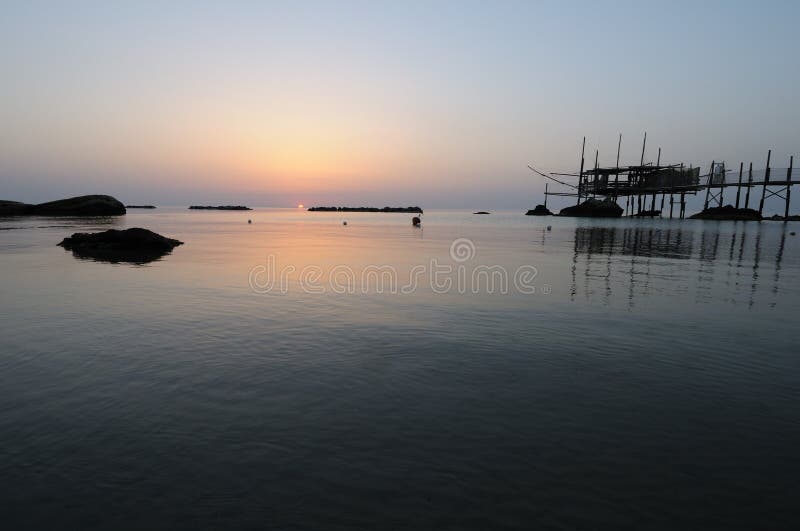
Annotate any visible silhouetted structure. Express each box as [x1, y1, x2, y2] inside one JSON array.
[[532, 135, 796, 220]]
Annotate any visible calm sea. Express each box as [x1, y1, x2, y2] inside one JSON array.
[[1, 208, 799, 530]]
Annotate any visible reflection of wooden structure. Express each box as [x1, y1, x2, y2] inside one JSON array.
[[536, 134, 796, 219]]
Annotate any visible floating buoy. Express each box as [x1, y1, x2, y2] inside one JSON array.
[[248, 219, 252, 224], [412, 216, 421, 227], [791, 231, 796, 236], [343, 220, 348, 226], [546, 225, 552, 231]]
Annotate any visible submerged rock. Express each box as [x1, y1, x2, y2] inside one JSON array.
[[58, 228, 183, 264], [559, 198, 623, 218], [689, 205, 762, 221], [473, 211, 491, 215], [0, 195, 126, 216], [525, 204, 553, 216]]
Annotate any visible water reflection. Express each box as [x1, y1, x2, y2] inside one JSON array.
[[569, 222, 796, 308]]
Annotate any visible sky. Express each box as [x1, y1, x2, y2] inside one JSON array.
[[1, 0, 798, 209]]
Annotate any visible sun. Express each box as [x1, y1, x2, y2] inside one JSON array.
[[297, 203, 304, 209]]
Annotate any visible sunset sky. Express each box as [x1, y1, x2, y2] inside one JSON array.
[[1, 1, 798, 209]]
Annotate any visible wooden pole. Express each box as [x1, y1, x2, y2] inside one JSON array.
[[544, 183, 548, 209], [718, 162, 725, 207], [704, 160, 715, 210], [735, 162, 743, 208], [759, 149, 771, 215], [670, 163, 681, 219], [614, 133, 622, 201], [745, 162, 753, 209], [785, 155, 793, 220], [680, 191, 686, 218], [640, 132, 647, 166], [577, 137, 586, 205], [657, 147, 665, 214]]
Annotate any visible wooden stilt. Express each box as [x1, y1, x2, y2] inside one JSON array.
[[544, 183, 548, 209], [785, 156, 793, 220], [577, 137, 586, 205], [680, 192, 686, 218], [759, 150, 771, 215], [735, 162, 743, 208], [704, 160, 715, 210], [745, 162, 753, 209]]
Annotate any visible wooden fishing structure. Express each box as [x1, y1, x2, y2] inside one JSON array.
[[531, 133, 797, 219]]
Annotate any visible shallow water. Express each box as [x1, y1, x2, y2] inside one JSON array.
[[1, 208, 799, 530]]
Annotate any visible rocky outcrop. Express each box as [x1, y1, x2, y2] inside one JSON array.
[[0, 195, 125, 216], [58, 228, 183, 264], [689, 205, 762, 221], [559, 198, 623, 218], [473, 211, 491, 215], [0, 200, 33, 216], [308, 206, 423, 213], [525, 204, 553, 216], [189, 205, 251, 210]]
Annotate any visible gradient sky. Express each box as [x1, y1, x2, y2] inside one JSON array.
[[1, 0, 798, 209]]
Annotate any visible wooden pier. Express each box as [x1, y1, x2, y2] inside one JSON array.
[[533, 134, 797, 219]]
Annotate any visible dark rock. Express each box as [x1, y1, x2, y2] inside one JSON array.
[[58, 228, 183, 264], [189, 205, 251, 210], [689, 205, 762, 221], [412, 216, 421, 226], [632, 209, 661, 218], [126, 205, 156, 209], [0, 195, 125, 216], [308, 206, 423, 213], [765, 214, 800, 221], [0, 200, 34, 216], [473, 211, 491, 215], [525, 204, 553, 216], [559, 198, 623, 218]]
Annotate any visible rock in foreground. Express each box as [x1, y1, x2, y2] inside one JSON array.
[[525, 204, 553, 216], [689, 205, 762, 221], [559, 198, 622, 218], [58, 228, 183, 264], [0, 195, 126, 216]]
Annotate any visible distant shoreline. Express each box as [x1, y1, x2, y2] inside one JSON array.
[[308, 206, 423, 213], [189, 205, 252, 210]]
